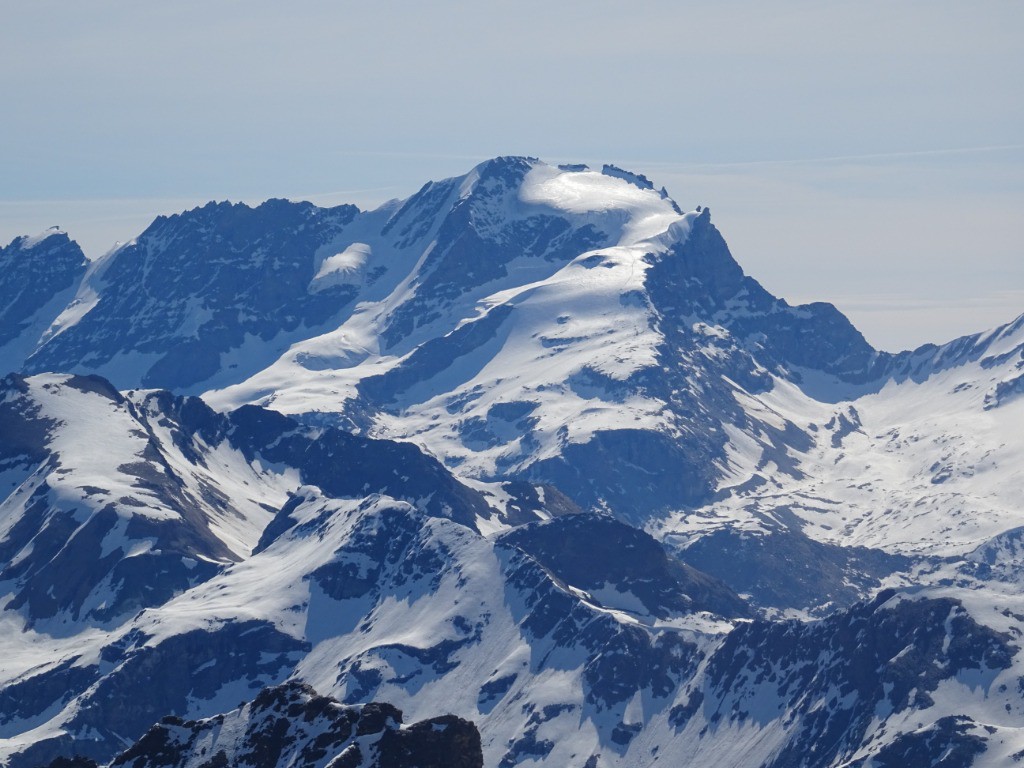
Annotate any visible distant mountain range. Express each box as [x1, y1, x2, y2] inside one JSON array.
[[2, 157, 1022, 767]]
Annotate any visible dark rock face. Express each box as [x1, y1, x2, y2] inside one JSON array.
[[24, 200, 358, 389], [498, 480, 582, 525], [502, 514, 750, 619], [41, 682, 482, 768], [851, 716, 988, 768], [0, 161, 906, 528], [308, 504, 449, 604], [500, 544, 703, 712], [226, 404, 497, 532], [645, 209, 880, 383], [0, 231, 87, 361], [678, 525, 912, 614], [525, 428, 722, 521], [42, 759, 99, 768], [11, 621, 307, 768], [985, 369, 1024, 409], [377, 713, 483, 768], [0, 372, 53, 463]]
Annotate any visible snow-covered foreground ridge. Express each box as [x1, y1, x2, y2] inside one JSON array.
[[0, 156, 1023, 767]]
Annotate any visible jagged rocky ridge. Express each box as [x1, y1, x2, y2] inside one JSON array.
[[2, 157, 1024, 766], [0, 230, 88, 366], [42, 682, 483, 768]]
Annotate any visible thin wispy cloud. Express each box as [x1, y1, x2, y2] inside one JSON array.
[[624, 144, 1024, 171]]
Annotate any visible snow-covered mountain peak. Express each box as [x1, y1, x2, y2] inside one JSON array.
[[517, 161, 686, 246], [8, 226, 68, 251], [414, 156, 689, 250]]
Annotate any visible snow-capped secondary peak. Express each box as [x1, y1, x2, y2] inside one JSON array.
[[9, 226, 67, 250], [0, 228, 88, 367]]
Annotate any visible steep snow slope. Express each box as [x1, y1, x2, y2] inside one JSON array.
[[202, 159, 671, 420], [0, 372, 561, 632], [3, 159, 881, 531], [197, 159, 1022, 592], [0, 372, 285, 628]]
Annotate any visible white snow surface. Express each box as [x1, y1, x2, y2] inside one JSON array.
[[0, 375, 288, 566], [310, 242, 372, 292], [15, 227, 65, 250]]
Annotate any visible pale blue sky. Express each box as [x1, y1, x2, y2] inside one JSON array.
[[2, 1, 1021, 350]]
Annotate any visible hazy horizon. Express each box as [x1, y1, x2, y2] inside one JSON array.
[[2, 1, 1021, 351]]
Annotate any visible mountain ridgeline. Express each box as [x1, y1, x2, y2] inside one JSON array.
[[2, 157, 1024, 767], [0, 159, 921, 517]]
